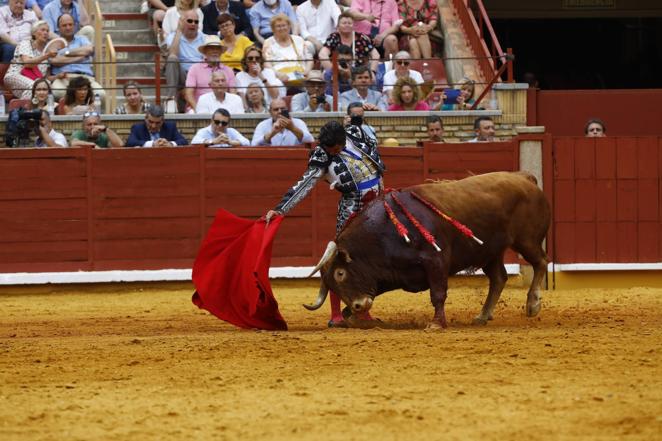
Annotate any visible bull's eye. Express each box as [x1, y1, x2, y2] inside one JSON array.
[[334, 268, 346, 283]]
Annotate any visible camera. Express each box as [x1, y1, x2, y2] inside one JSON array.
[[339, 61, 348, 69], [5, 108, 42, 147], [316, 95, 326, 104], [279, 109, 290, 119]]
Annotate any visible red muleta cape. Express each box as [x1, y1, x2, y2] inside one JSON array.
[[192, 209, 288, 330]]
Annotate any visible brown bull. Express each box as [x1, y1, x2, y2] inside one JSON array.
[[305, 171, 551, 329]]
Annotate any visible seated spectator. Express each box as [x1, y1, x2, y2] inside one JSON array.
[[0, 0, 38, 62], [322, 43, 352, 96], [382, 50, 423, 97], [296, 0, 340, 54], [60, 74, 94, 115], [70, 111, 124, 148], [162, 0, 203, 38], [217, 13, 253, 71], [42, 0, 94, 43], [4, 0, 42, 18], [148, 0, 174, 46], [163, 9, 205, 109], [350, 0, 400, 60], [3, 20, 58, 99], [236, 45, 285, 103], [319, 11, 379, 75], [251, 98, 314, 146], [343, 101, 378, 143], [388, 76, 429, 111], [425, 115, 444, 142], [585, 118, 606, 137], [191, 108, 250, 146], [202, 0, 252, 40], [262, 13, 313, 85], [29, 77, 55, 111], [49, 13, 105, 101], [195, 70, 244, 114], [469, 116, 496, 142], [184, 34, 236, 111], [291, 70, 333, 112], [35, 109, 67, 147], [244, 82, 268, 113], [397, 0, 438, 59], [440, 78, 475, 111], [114, 82, 152, 115], [249, 0, 297, 46], [339, 65, 387, 111], [126, 105, 188, 147]]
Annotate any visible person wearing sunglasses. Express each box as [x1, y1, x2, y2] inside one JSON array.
[[195, 70, 244, 114], [126, 105, 188, 147], [162, 0, 203, 38], [584, 118, 606, 138], [236, 45, 285, 104], [381, 50, 423, 99], [70, 111, 124, 148], [191, 107, 249, 147]]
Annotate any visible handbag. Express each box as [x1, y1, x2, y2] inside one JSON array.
[[20, 66, 43, 80]]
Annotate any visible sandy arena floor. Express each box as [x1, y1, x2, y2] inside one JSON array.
[[0, 280, 660, 441]]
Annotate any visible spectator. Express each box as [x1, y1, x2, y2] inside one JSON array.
[[184, 34, 236, 111], [236, 45, 285, 103], [319, 10, 379, 75], [126, 105, 188, 147], [42, 0, 93, 42], [70, 111, 124, 148], [440, 78, 475, 111], [388, 76, 429, 111], [3, 20, 58, 99], [49, 13, 105, 101], [469, 116, 496, 142], [195, 70, 244, 114], [350, 0, 400, 60], [201, 0, 252, 40], [585, 118, 606, 137], [343, 100, 377, 143], [382, 50, 423, 96], [162, 0, 203, 38], [339, 64, 387, 111], [291, 70, 333, 112], [35, 109, 67, 147], [216, 13, 252, 71], [296, 0, 340, 54], [0, 0, 38, 63], [29, 77, 55, 111], [425, 115, 444, 142], [251, 98, 314, 146], [262, 13, 313, 85], [249, 0, 297, 46], [163, 9, 205, 109], [114, 82, 152, 115], [244, 82, 268, 113], [397, 0, 437, 59], [1, 0, 42, 18], [148, 0, 175, 45], [191, 108, 250, 146], [60, 74, 94, 115], [322, 43, 352, 96]]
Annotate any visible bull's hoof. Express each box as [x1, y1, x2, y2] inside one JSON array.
[[345, 315, 383, 329], [327, 319, 348, 328], [425, 321, 445, 331], [526, 301, 541, 317], [472, 316, 488, 326]]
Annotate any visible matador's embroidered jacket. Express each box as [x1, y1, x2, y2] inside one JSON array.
[[274, 124, 386, 235]]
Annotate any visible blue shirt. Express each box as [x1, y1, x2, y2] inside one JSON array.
[[251, 117, 314, 146], [43, 0, 83, 35], [36, 0, 55, 8], [165, 31, 205, 72], [339, 88, 388, 111], [191, 125, 250, 147], [290, 92, 334, 112], [51, 34, 93, 76], [249, 0, 297, 38]]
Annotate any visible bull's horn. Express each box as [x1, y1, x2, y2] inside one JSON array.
[[307, 241, 337, 277], [303, 280, 329, 311]]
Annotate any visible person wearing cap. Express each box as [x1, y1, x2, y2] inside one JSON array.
[[70, 111, 124, 148], [191, 108, 250, 147], [195, 70, 244, 114], [183, 33, 236, 112], [290, 70, 333, 112]]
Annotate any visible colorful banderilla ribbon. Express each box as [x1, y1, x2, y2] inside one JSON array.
[[383, 200, 410, 243], [410, 191, 484, 245], [390, 193, 441, 252]]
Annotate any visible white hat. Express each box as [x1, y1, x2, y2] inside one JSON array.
[[198, 35, 225, 54]]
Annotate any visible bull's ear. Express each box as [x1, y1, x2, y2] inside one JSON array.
[[337, 248, 352, 263]]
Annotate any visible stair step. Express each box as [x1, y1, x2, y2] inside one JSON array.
[[103, 14, 150, 31], [106, 29, 156, 45], [114, 44, 160, 62], [117, 77, 167, 85], [98, 0, 143, 13]]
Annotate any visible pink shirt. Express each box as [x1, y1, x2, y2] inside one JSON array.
[[185, 62, 236, 102], [388, 101, 431, 111], [351, 0, 400, 36]]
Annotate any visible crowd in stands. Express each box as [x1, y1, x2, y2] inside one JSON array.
[[1, 0, 518, 148]]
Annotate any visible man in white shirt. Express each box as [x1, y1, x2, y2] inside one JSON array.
[[382, 50, 423, 97], [251, 98, 314, 146], [195, 70, 244, 114], [0, 0, 38, 62], [296, 0, 340, 54], [191, 108, 250, 147], [35, 110, 67, 147]]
